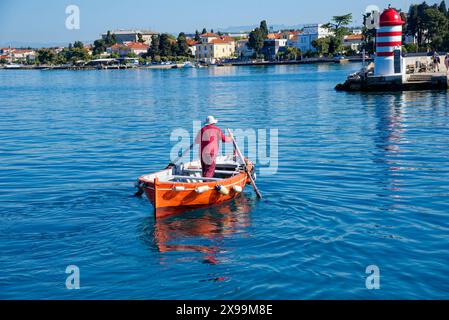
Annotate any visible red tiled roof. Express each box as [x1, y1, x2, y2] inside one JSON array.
[[109, 44, 124, 49], [124, 42, 149, 49], [345, 34, 363, 41], [267, 33, 282, 39], [201, 32, 219, 37], [13, 49, 34, 54], [187, 39, 199, 46], [220, 35, 235, 42], [210, 39, 232, 44], [110, 42, 149, 50]]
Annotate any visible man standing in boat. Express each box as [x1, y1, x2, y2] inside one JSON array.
[[195, 116, 232, 178]]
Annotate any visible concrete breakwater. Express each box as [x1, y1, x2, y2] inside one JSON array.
[[336, 55, 449, 92], [336, 72, 448, 92]]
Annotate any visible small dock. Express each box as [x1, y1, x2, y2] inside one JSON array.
[[336, 52, 449, 92], [336, 70, 448, 92]]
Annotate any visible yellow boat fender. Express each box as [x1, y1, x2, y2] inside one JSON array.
[[173, 186, 185, 191], [195, 185, 210, 194], [215, 185, 230, 195], [232, 185, 243, 193]]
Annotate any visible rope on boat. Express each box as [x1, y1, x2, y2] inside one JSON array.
[[134, 180, 145, 197]]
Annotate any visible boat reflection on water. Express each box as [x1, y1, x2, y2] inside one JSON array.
[[139, 195, 253, 264]]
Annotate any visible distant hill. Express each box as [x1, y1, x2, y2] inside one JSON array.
[[0, 40, 94, 49]]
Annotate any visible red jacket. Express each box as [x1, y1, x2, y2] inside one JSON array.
[[195, 124, 231, 164]]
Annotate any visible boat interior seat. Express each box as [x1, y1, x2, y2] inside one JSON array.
[[182, 168, 237, 176]]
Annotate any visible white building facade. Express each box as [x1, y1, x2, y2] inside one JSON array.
[[288, 24, 332, 53], [102, 30, 158, 45], [236, 40, 255, 59]]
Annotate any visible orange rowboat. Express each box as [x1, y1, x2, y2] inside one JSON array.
[[136, 155, 255, 218]]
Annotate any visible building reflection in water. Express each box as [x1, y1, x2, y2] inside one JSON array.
[[139, 195, 253, 265]]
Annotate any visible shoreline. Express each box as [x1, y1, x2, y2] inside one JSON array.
[[0, 57, 372, 71]]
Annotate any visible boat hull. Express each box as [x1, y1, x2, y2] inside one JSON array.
[[139, 172, 249, 218]]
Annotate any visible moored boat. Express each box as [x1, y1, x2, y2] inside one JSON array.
[[136, 155, 255, 218]]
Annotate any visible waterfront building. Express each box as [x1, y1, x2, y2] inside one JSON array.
[[83, 44, 93, 56], [288, 24, 332, 53], [102, 30, 159, 45], [225, 32, 250, 38], [12, 49, 36, 61], [350, 28, 363, 35], [343, 34, 363, 53], [199, 32, 219, 44], [262, 39, 288, 60], [0, 47, 14, 57], [187, 39, 199, 56], [236, 39, 255, 60], [0, 48, 36, 63], [107, 41, 149, 57], [195, 34, 236, 64], [54, 47, 65, 54]]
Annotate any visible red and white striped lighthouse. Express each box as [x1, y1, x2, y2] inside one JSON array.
[[374, 7, 405, 76]]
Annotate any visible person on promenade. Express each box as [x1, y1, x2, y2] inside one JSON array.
[[445, 53, 449, 74], [432, 52, 441, 72], [195, 116, 232, 178]]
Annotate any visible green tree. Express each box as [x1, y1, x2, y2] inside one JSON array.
[[361, 12, 376, 54], [104, 31, 117, 47], [126, 52, 138, 58], [137, 33, 145, 43], [194, 30, 201, 41], [73, 41, 84, 49], [248, 28, 265, 55], [404, 1, 449, 51], [92, 31, 117, 56], [159, 33, 174, 57], [323, 13, 352, 55], [58, 41, 90, 64], [406, 3, 428, 47], [439, 0, 447, 13], [93, 39, 107, 55], [278, 46, 301, 60], [176, 32, 190, 56], [36, 48, 56, 65], [201, 28, 207, 34], [260, 20, 269, 38], [324, 14, 352, 34], [423, 6, 449, 49], [147, 35, 160, 58], [312, 37, 330, 56]]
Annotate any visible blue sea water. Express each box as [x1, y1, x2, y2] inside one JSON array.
[[0, 64, 448, 299]]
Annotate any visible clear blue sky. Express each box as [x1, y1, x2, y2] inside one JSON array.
[[0, 0, 441, 45]]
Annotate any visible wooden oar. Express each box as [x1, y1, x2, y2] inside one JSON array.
[[227, 128, 263, 199], [135, 143, 194, 197]]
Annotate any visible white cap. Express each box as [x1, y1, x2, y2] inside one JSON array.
[[205, 115, 218, 125]]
